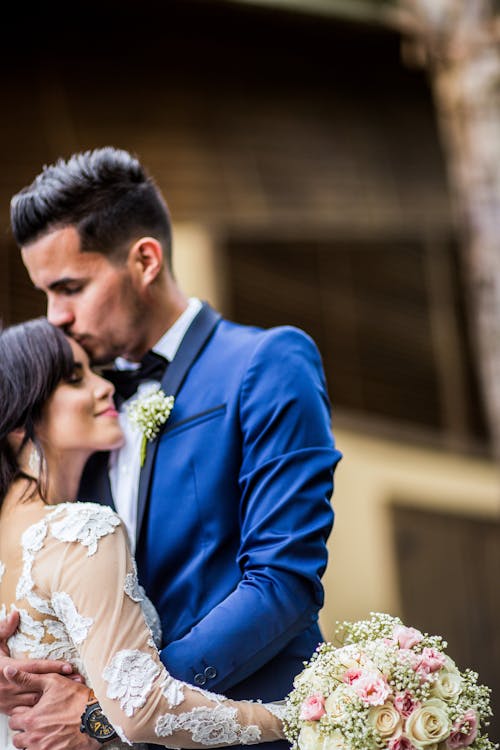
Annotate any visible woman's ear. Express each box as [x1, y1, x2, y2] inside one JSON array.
[[127, 237, 164, 288], [7, 427, 25, 453]]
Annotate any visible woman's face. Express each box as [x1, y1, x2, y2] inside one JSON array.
[[37, 338, 124, 456]]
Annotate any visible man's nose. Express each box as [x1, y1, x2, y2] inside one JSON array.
[[47, 296, 75, 328]]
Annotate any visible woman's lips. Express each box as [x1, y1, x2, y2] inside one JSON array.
[[97, 407, 119, 418]]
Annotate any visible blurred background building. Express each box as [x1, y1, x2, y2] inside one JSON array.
[[0, 0, 498, 736]]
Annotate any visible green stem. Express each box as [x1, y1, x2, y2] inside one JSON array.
[[140, 435, 147, 467]]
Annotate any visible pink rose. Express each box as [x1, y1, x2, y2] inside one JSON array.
[[352, 672, 391, 706], [299, 693, 326, 721], [393, 625, 423, 650], [446, 710, 479, 748], [394, 690, 421, 718], [388, 737, 418, 750], [342, 667, 363, 685], [415, 647, 446, 680]]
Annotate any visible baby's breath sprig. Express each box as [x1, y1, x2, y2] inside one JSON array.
[[126, 385, 175, 466]]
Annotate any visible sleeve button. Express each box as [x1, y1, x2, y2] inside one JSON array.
[[194, 673, 207, 686], [204, 666, 217, 680]]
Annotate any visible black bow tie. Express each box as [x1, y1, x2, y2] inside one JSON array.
[[102, 351, 169, 401]]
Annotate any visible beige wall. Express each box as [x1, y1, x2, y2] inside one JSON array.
[[319, 427, 500, 640], [172, 223, 227, 311]]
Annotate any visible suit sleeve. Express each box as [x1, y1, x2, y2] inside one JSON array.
[[160, 327, 341, 692]]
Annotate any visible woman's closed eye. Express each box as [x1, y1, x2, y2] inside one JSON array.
[[66, 363, 84, 385]]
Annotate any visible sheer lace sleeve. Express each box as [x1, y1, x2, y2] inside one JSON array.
[[33, 503, 283, 747]]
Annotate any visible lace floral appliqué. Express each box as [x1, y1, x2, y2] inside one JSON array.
[[155, 705, 262, 746], [104, 649, 160, 717], [51, 591, 94, 645], [48, 503, 121, 556]]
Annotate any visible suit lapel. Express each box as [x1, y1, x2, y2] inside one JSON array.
[[135, 303, 221, 543]]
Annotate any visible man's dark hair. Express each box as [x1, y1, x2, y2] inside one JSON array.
[[0, 318, 74, 503], [10, 147, 172, 267]]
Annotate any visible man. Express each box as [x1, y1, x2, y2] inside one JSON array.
[[0, 147, 341, 750]]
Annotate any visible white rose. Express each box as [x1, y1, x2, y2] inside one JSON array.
[[368, 702, 402, 739], [322, 731, 347, 750], [442, 655, 459, 674], [405, 699, 451, 747], [431, 669, 462, 702], [294, 666, 316, 687], [298, 724, 323, 750], [294, 666, 329, 693], [325, 687, 352, 718]]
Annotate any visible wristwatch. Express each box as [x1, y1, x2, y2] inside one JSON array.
[[80, 689, 118, 744]]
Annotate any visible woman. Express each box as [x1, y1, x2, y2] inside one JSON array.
[[0, 318, 284, 750]]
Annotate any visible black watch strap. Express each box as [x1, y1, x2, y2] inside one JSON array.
[[80, 690, 118, 744]]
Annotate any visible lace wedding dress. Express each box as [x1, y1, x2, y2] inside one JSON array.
[[0, 499, 284, 750]]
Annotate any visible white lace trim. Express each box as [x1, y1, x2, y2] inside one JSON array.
[[48, 502, 121, 556], [190, 685, 228, 703], [104, 649, 160, 717], [160, 675, 186, 708], [16, 519, 54, 616], [114, 724, 133, 746], [124, 560, 162, 648], [264, 701, 288, 721], [155, 704, 262, 745], [51, 591, 94, 645], [140, 593, 162, 649], [124, 560, 143, 602]]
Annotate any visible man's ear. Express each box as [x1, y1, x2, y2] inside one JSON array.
[[128, 237, 164, 287]]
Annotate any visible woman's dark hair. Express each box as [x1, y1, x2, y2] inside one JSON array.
[[0, 318, 74, 503], [10, 146, 172, 268]]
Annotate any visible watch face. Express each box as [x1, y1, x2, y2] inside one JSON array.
[[87, 704, 117, 741]]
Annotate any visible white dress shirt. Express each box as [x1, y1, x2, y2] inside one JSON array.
[[108, 297, 202, 550]]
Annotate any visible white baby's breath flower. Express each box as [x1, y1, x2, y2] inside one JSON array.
[[126, 385, 175, 466]]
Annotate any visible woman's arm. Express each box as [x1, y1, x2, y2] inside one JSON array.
[[39, 503, 283, 747]]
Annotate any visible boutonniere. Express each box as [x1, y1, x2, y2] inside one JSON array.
[[126, 384, 175, 466]]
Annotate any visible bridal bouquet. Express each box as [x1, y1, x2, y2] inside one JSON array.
[[284, 613, 497, 750]]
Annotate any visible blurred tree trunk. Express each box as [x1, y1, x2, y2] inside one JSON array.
[[396, 0, 500, 457]]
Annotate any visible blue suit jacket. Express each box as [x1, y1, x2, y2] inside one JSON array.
[[80, 304, 341, 749]]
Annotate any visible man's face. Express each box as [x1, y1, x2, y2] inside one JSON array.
[[22, 226, 147, 364]]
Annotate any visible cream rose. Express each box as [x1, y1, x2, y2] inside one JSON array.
[[405, 699, 451, 747], [325, 686, 353, 719], [298, 724, 323, 750], [294, 666, 329, 693], [322, 731, 347, 750], [431, 669, 462, 702], [368, 702, 402, 739]]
